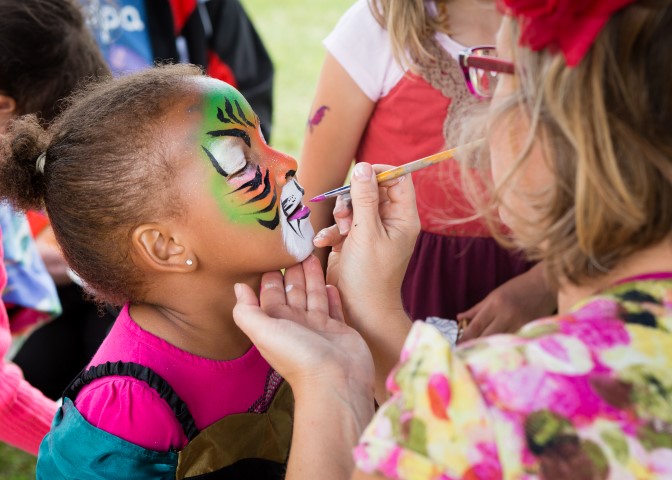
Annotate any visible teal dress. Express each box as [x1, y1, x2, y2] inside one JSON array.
[[38, 361, 294, 479]]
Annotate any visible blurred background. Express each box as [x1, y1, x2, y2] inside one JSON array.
[[0, 0, 352, 477]]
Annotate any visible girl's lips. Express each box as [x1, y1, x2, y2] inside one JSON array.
[[288, 205, 311, 221]]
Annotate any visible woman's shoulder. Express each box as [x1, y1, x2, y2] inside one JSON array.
[[363, 298, 672, 478], [356, 322, 500, 477]]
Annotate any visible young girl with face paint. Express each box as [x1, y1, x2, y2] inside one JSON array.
[[0, 64, 314, 479]]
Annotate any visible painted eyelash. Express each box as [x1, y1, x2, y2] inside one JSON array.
[[227, 159, 250, 178], [201, 145, 249, 178]]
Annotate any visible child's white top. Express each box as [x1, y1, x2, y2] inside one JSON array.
[[324, 0, 465, 101]]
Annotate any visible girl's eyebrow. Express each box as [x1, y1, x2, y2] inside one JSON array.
[[206, 128, 251, 147]]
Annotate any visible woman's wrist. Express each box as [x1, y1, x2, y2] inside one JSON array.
[[287, 376, 375, 480], [292, 369, 374, 420]]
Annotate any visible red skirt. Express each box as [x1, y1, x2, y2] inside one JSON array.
[[401, 231, 533, 321]]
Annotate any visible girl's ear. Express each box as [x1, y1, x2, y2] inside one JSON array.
[[131, 223, 196, 272], [0, 94, 17, 133]]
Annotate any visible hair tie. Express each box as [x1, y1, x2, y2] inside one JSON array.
[[35, 152, 47, 174]]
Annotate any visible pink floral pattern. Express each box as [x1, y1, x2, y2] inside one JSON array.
[[355, 274, 672, 479]]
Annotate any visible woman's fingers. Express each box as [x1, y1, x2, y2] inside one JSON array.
[[333, 194, 353, 235], [313, 224, 343, 249], [233, 283, 267, 343], [259, 271, 287, 311], [458, 307, 489, 342], [302, 255, 329, 314], [348, 163, 384, 236], [326, 285, 345, 322], [283, 262, 308, 311]]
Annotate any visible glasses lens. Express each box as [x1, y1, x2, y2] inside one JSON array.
[[468, 48, 499, 98]]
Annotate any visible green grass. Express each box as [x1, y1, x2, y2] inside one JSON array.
[[242, 0, 354, 158], [0, 1, 352, 478], [0, 442, 36, 479]]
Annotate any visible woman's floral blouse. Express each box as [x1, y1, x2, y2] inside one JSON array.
[[355, 273, 672, 479]]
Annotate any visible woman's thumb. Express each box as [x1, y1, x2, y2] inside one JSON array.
[[349, 163, 382, 231], [232, 283, 263, 336]]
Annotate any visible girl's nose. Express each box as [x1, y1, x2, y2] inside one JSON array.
[[262, 145, 298, 187]]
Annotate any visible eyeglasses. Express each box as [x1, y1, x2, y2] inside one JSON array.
[[458, 46, 515, 99]]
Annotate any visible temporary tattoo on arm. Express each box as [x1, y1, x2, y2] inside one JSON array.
[[307, 105, 330, 133]]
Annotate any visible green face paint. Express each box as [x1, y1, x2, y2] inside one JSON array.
[[190, 77, 315, 262], [196, 82, 278, 229]]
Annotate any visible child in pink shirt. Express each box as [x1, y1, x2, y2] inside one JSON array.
[[0, 232, 57, 454], [0, 64, 314, 478]]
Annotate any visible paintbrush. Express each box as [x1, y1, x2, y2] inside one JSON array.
[[309, 141, 481, 202]]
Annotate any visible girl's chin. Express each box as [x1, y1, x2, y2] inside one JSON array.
[[282, 221, 316, 263]]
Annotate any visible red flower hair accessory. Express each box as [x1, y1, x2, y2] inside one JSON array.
[[498, 0, 637, 66]]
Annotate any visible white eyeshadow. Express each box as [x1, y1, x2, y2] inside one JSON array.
[[209, 140, 246, 175]]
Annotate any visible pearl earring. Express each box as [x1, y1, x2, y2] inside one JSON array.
[[186, 259, 193, 266]]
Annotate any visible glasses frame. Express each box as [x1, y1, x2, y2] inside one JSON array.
[[458, 46, 515, 99]]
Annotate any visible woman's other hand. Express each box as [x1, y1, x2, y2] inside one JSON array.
[[458, 263, 557, 342]]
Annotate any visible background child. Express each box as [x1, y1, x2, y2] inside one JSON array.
[[80, 0, 275, 141], [299, 0, 555, 332], [0, 64, 313, 478], [0, 0, 108, 455]]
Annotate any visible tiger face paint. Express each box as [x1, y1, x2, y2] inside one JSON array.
[[195, 78, 314, 262]]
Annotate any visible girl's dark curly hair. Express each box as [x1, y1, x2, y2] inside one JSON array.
[[0, 64, 203, 305]]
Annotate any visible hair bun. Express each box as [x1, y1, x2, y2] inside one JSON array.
[[0, 114, 50, 211]]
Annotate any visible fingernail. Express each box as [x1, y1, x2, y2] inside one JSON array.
[[337, 222, 350, 235], [389, 175, 406, 186], [234, 283, 242, 298], [352, 163, 373, 181], [313, 231, 326, 246]]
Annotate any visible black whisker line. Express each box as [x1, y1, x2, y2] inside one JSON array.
[[225, 98, 243, 125], [257, 206, 280, 230], [243, 169, 271, 205], [229, 166, 263, 195], [246, 187, 277, 215], [287, 219, 300, 237], [235, 100, 255, 128], [202, 146, 228, 177]]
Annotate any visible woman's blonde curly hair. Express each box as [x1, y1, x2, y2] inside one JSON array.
[[459, 0, 672, 287]]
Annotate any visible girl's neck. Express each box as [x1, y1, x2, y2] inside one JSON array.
[[442, 0, 501, 47], [130, 273, 262, 361], [557, 240, 672, 313]]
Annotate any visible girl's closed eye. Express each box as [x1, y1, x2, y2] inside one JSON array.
[[205, 140, 249, 178], [228, 159, 251, 179]]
